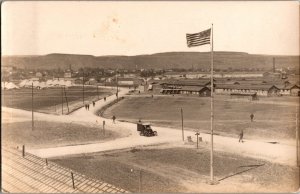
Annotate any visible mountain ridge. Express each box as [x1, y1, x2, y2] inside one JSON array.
[[2, 51, 299, 71]]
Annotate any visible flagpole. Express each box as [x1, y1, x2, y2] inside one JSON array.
[[186, 25, 217, 184], [209, 23, 216, 184]]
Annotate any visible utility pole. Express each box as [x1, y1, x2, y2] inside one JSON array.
[[64, 86, 69, 113], [103, 120, 105, 136], [82, 71, 85, 104], [61, 86, 64, 114], [139, 169, 142, 193], [195, 132, 200, 149], [296, 108, 299, 166], [32, 83, 34, 131], [181, 108, 184, 141], [116, 73, 119, 100]]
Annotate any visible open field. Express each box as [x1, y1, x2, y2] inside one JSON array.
[[1, 86, 114, 114], [2, 120, 126, 149], [52, 145, 299, 193], [102, 95, 299, 143]]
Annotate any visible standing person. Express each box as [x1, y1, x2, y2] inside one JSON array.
[[93, 101, 95, 107], [85, 104, 87, 110], [239, 130, 244, 143], [250, 113, 254, 122], [104, 97, 106, 101], [112, 115, 116, 123], [87, 104, 90, 110]]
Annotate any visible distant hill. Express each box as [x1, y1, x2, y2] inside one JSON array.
[[2, 52, 299, 71]]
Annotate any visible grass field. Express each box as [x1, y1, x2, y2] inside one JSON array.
[[2, 121, 125, 149], [52, 146, 298, 192], [102, 95, 299, 142], [1, 86, 114, 114]]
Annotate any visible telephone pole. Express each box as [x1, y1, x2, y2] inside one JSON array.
[[61, 86, 64, 114], [32, 82, 34, 131], [181, 108, 184, 141], [82, 71, 85, 104]]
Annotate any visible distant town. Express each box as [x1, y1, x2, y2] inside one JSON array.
[[2, 55, 300, 98]]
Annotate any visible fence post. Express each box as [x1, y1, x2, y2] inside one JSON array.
[[139, 169, 142, 193], [103, 120, 105, 136], [71, 171, 75, 189], [181, 108, 184, 141], [22, 145, 25, 157], [195, 132, 200, 149]]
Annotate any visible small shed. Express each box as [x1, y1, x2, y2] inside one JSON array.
[[230, 92, 258, 101], [290, 85, 300, 96]]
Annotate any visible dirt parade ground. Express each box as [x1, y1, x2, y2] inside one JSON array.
[[2, 86, 299, 192]]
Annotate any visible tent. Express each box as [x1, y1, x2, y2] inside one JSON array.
[[5, 82, 19, 90], [33, 81, 40, 87], [19, 79, 29, 87], [58, 80, 66, 86], [24, 80, 34, 87], [1, 82, 6, 90], [52, 80, 59, 86], [64, 80, 72, 87], [46, 80, 54, 86], [39, 82, 47, 89]]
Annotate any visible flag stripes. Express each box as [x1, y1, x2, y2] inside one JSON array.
[[186, 28, 211, 47]]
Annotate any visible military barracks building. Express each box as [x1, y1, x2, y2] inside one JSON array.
[[157, 79, 212, 96], [148, 78, 300, 97]]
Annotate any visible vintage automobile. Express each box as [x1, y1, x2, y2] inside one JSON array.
[[137, 122, 157, 137]]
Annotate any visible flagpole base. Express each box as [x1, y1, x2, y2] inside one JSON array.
[[206, 179, 219, 185]]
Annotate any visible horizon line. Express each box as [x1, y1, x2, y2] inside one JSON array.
[[2, 50, 300, 57]]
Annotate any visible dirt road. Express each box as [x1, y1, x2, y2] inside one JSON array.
[[2, 86, 297, 166]]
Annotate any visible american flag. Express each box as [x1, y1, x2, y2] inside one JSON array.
[[186, 28, 211, 47]]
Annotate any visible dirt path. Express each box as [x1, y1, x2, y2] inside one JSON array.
[[2, 86, 297, 166]]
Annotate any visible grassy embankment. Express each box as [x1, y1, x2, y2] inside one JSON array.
[[2, 86, 114, 114], [102, 95, 299, 142]]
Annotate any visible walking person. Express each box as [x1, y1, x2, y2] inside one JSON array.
[[250, 113, 254, 122], [112, 115, 116, 123], [239, 129, 244, 143]]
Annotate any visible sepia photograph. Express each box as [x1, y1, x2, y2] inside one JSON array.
[[1, 1, 299, 193]]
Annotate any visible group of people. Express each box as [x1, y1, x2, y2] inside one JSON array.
[[83, 91, 255, 145], [85, 101, 96, 110], [238, 113, 255, 143]]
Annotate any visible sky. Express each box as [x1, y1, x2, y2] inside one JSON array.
[[1, 1, 299, 56]]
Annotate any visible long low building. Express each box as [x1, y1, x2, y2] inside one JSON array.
[[147, 78, 300, 97], [160, 86, 211, 96], [215, 84, 300, 96]]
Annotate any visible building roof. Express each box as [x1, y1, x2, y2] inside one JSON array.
[[181, 86, 208, 92], [161, 86, 209, 92], [161, 79, 210, 86], [230, 92, 257, 96], [164, 72, 184, 75], [118, 78, 135, 81], [216, 84, 279, 90]]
